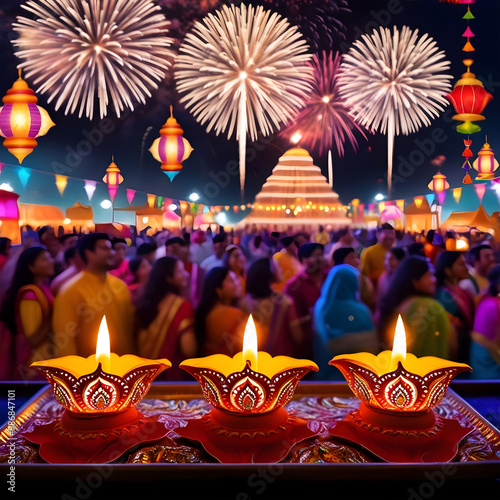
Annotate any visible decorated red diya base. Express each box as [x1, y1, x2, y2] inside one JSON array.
[[22, 407, 169, 464], [176, 406, 315, 463], [328, 403, 473, 463]]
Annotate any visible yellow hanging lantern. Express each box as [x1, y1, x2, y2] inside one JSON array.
[[428, 172, 450, 204], [102, 157, 123, 201], [149, 106, 193, 181], [0, 70, 54, 164], [473, 140, 499, 181]]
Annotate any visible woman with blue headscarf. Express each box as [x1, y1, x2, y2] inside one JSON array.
[[313, 264, 377, 380]]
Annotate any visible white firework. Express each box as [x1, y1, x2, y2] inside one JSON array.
[[175, 3, 314, 197], [13, 0, 174, 120], [338, 26, 453, 195]]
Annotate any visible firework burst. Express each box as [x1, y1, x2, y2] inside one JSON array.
[[283, 51, 367, 158], [175, 2, 313, 196], [338, 26, 452, 195], [224, 0, 350, 52], [13, 0, 174, 120]]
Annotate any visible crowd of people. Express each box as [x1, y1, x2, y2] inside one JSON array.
[[0, 222, 499, 381]]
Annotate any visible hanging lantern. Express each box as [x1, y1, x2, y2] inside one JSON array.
[[472, 140, 499, 181], [149, 106, 193, 181], [102, 157, 123, 202], [0, 70, 55, 164], [428, 172, 450, 205], [445, 60, 493, 135]]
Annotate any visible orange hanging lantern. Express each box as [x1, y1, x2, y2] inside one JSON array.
[[149, 106, 193, 181], [0, 70, 54, 164], [473, 140, 499, 181], [428, 172, 449, 204], [102, 157, 123, 201]]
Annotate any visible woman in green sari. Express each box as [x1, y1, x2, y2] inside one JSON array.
[[377, 256, 455, 359]]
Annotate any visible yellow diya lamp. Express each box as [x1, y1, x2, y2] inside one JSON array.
[[328, 315, 473, 463], [177, 315, 319, 463], [23, 316, 171, 463]]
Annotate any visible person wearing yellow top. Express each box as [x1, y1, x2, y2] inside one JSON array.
[[52, 233, 135, 358], [272, 236, 302, 293], [360, 224, 396, 287], [313, 225, 330, 246]]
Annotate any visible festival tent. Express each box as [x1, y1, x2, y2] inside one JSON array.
[[18, 203, 65, 229], [241, 147, 351, 231], [404, 198, 437, 233], [65, 202, 94, 232], [441, 205, 496, 234], [114, 204, 167, 233]]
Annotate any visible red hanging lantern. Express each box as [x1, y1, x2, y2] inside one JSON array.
[[446, 60, 493, 135], [0, 70, 54, 164], [149, 106, 193, 181], [102, 157, 123, 202]]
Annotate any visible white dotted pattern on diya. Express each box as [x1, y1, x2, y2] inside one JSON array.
[[274, 378, 297, 407], [427, 374, 449, 408], [352, 372, 372, 404], [384, 376, 418, 409], [127, 373, 151, 408], [230, 377, 266, 411], [84, 378, 118, 410], [200, 374, 222, 408]]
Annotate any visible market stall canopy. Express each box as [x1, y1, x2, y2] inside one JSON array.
[[19, 203, 64, 227], [404, 198, 435, 233], [114, 204, 164, 216], [441, 205, 495, 232], [65, 202, 93, 221]]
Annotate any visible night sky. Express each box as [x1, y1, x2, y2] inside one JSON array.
[[0, 0, 499, 219]]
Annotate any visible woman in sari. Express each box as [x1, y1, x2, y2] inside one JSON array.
[[313, 264, 377, 380], [222, 244, 247, 296], [0, 246, 55, 380], [136, 256, 196, 381], [127, 256, 151, 306], [377, 256, 455, 359], [470, 265, 500, 379], [240, 258, 302, 357], [435, 251, 475, 364], [195, 267, 246, 357]]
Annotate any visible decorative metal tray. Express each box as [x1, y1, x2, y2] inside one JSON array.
[[1, 382, 499, 480]]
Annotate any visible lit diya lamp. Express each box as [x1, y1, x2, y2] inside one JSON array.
[[23, 316, 171, 463], [177, 315, 318, 463], [328, 315, 473, 462]]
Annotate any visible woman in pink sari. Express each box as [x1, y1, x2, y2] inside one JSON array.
[[0, 246, 55, 380]]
